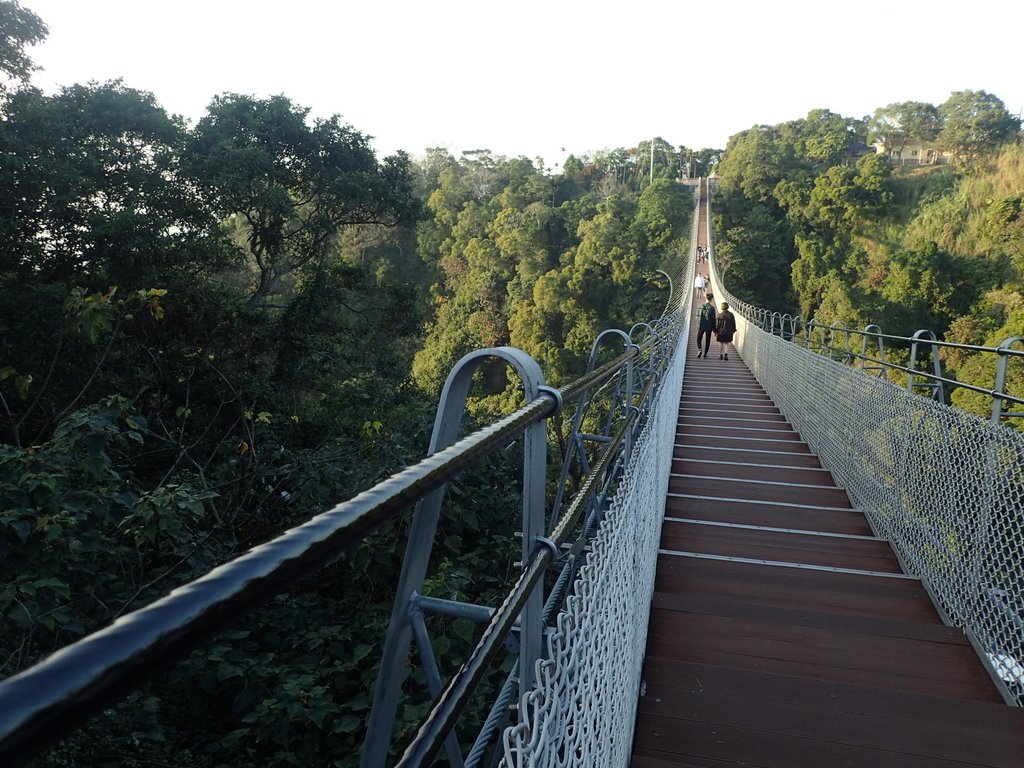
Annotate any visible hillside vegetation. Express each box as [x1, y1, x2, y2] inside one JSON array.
[[714, 100, 1023, 417]]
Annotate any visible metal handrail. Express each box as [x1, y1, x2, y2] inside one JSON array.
[[0, 395, 555, 763], [0, 333, 670, 765], [731, 308, 1024, 417], [0, 181, 695, 768], [396, 361, 660, 768]]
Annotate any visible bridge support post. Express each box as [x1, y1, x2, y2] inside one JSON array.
[[362, 347, 548, 768]]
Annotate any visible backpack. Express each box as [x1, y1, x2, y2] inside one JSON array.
[[698, 303, 715, 327]]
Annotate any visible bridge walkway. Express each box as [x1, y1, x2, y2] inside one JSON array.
[[629, 299, 1024, 766]]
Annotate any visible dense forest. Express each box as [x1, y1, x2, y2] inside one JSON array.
[[713, 99, 1023, 416], [0, 3, 696, 765], [4, 0, 1024, 764]]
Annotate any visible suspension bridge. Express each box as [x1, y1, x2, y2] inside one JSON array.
[[1, 180, 1023, 766]]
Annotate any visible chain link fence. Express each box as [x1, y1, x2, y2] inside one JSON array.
[[499, 187, 699, 766]]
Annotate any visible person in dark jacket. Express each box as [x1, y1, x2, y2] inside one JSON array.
[[695, 293, 716, 358], [715, 302, 737, 360]]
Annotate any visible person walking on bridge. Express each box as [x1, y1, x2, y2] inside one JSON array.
[[695, 293, 716, 358], [715, 302, 737, 360], [693, 273, 707, 299]]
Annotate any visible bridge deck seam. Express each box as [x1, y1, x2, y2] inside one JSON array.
[[674, 445, 815, 458], [673, 436, 809, 448], [663, 517, 880, 541], [670, 473, 843, 491], [673, 458, 832, 473], [658, 549, 919, 580], [666, 492, 863, 513]]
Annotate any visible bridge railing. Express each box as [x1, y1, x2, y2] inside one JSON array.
[[705, 194, 1024, 706], [741, 311, 1024, 424], [0, 192, 698, 767], [498, 183, 700, 766]]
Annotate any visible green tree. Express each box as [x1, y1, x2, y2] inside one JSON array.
[[792, 108, 860, 166], [184, 93, 422, 305], [0, 0, 46, 92], [0, 81, 226, 285], [938, 90, 1020, 163], [689, 148, 722, 178], [714, 198, 795, 311], [633, 177, 689, 254], [718, 125, 791, 202], [878, 241, 971, 329], [868, 100, 942, 154]]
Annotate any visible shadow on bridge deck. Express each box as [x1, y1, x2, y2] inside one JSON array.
[[630, 312, 1024, 767]]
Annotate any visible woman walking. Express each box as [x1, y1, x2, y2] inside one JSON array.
[[715, 302, 737, 360]]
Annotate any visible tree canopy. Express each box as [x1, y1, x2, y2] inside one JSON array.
[[0, 0, 46, 92], [938, 89, 1021, 162], [0, 25, 701, 761], [185, 93, 422, 305], [716, 91, 1024, 423], [868, 101, 941, 149]]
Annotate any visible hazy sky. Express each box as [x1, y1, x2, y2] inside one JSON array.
[[17, 0, 1024, 167]]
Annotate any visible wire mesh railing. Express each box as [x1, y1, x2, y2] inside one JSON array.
[[706, 194, 1024, 706], [742, 311, 1024, 422], [498, 184, 699, 766]]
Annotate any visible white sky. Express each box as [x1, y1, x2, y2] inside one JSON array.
[[16, 0, 1024, 167]]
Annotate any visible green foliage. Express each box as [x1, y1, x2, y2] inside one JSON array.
[[0, 0, 47, 91], [0, 81, 229, 286], [184, 93, 423, 305], [1, 50, 692, 764], [0, 58, 444, 764], [713, 197, 795, 310], [938, 90, 1021, 164], [868, 101, 941, 149], [719, 124, 790, 202], [716, 99, 1024, 427], [1, 397, 150, 666], [413, 149, 691, 394]]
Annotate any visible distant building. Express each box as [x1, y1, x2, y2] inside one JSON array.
[[842, 142, 875, 165], [873, 139, 951, 165]]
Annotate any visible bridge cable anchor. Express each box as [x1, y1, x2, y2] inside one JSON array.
[[534, 536, 560, 561], [537, 385, 563, 415]]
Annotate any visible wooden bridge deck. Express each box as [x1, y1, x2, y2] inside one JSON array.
[[630, 316, 1024, 767]]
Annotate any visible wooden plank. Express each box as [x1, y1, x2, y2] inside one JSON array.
[[680, 395, 774, 408], [672, 458, 833, 485], [647, 609, 984, 678], [633, 716, 1004, 768], [679, 399, 780, 415], [674, 446, 822, 467], [660, 521, 903, 572], [669, 476, 851, 507], [651, 592, 966, 644], [638, 684, 1024, 768], [676, 427, 801, 443], [645, 611, 1002, 700], [641, 659, 1024, 731], [679, 415, 794, 431], [674, 433, 811, 452], [664, 497, 872, 534], [654, 557, 941, 621]]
